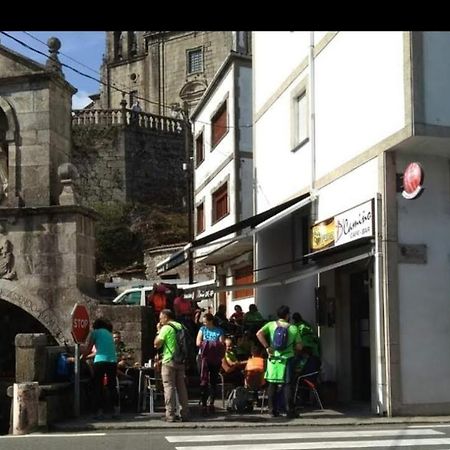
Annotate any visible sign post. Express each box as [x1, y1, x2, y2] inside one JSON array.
[[71, 304, 90, 417]]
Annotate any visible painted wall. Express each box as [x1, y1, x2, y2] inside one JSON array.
[[253, 31, 405, 212], [397, 153, 450, 405], [193, 65, 235, 253], [422, 32, 450, 126], [316, 158, 379, 221]]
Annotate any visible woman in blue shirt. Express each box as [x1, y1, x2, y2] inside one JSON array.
[[196, 312, 225, 414], [83, 318, 118, 419]]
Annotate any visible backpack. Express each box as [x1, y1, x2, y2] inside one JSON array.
[[272, 321, 290, 351], [227, 386, 253, 413], [168, 322, 192, 364]]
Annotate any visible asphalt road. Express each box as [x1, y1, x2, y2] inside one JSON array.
[[3, 424, 450, 450]]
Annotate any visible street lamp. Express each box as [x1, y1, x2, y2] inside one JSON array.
[[171, 101, 194, 285]]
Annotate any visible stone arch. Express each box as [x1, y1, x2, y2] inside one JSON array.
[[0, 286, 69, 344], [0, 96, 18, 142]]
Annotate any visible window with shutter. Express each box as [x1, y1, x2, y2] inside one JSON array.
[[196, 203, 205, 234], [211, 101, 228, 148], [212, 182, 228, 223], [234, 266, 254, 299], [196, 132, 204, 167]]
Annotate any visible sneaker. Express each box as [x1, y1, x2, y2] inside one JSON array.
[[161, 416, 176, 422], [176, 415, 190, 422], [93, 410, 104, 420], [270, 410, 280, 418], [111, 406, 120, 419]]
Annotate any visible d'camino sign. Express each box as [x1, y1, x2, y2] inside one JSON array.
[[311, 200, 374, 252]]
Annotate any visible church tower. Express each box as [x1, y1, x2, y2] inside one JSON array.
[[100, 31, 251, 116]]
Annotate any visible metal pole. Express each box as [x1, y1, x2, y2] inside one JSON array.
[[74, 343, 80, 417], [183, 101, 194, 285]]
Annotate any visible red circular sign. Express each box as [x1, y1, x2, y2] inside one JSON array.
[[71, 304, 90, 343], [402, 162, 424, 199]]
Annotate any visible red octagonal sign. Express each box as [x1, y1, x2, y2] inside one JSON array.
[[71, 304, 90, 343]]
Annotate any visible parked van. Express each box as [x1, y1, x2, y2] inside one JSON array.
[[111, 283, 177, 306], [112, 287, 152, 306]]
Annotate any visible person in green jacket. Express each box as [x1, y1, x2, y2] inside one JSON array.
[[256, 305, 302, 418], [154, 309, 190, 422], [292, 312, 320, 358]]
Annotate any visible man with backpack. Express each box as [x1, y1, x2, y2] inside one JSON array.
[[154, 309, 190, 422], [256, 305, 302, 418]]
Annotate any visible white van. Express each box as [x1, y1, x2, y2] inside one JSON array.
[[112, 287, 154, 306]]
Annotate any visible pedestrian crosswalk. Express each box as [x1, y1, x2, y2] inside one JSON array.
[[165, 428, 450, 449]]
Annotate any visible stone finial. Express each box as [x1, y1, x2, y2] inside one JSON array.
[[46, 36, 64, 77], [58, 163, 79, 205]]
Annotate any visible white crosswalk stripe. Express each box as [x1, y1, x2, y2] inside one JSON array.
[[165, 428, 450, 450]]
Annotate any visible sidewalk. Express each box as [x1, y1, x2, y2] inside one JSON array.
[[50, 402, 450, 432]]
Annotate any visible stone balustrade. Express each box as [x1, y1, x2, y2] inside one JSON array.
[[72, 108, 183, 134]]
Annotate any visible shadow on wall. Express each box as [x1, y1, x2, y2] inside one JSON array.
[[0, 299, 57, 434]]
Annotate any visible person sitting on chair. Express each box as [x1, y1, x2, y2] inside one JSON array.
[[222, 337, 245, 386], [244, 345, 266, 390]]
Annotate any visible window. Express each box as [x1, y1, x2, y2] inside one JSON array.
[[212, 182, 228, 223], [121, 291, 141, 305], [195, 132, 204, 167], [196, 203, 205, 235], [233, 266, 254, 299], [187, 48, 203, 74], [129, 90, 138, 106], [211, 101, 228, 148], [128, 31, 137, 57], [293, 90, 308, 148], [114, 32, 123, 60]]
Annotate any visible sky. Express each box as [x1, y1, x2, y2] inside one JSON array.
[[0, 31, 105, 109]]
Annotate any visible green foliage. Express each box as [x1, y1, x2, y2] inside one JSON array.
[[93, 201, 188, 273]]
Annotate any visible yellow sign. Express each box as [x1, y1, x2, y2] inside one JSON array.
[[311, 218, 336, 251]]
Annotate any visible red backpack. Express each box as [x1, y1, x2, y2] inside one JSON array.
[[151, 292, 167, 313]]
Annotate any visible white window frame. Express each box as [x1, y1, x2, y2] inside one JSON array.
[[291, 78, 309, 152]]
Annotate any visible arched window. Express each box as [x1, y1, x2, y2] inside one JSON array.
[[0, 109, 9, 203], [128, 31, 138, 57], [114, 32, 123, 60]]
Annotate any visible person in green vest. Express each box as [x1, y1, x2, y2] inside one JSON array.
[[292, 312, 320, 358], [256, 305, 302, 418], [154, 309, 190, 422]]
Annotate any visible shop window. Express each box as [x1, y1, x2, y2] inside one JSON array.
[[294, 90, 308, 148]]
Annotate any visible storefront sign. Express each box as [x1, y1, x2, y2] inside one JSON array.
[[311, 200, 374, 252], [402, 162, 424, 200]]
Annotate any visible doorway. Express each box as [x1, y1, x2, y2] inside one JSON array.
[[350, 270, 371, 402]]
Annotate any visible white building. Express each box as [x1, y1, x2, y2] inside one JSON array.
[[189, 52, 254, 315], [249, 31, 450, 416]]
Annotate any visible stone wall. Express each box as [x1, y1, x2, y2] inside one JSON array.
[[94, 305, 155, 364], [72, 121, 185, 209]]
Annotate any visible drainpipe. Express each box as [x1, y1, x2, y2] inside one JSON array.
[[374, 193, 387, 415], [309, 31, 318, 221]]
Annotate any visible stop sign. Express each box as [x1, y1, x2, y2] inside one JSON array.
[[71, 304, 90, 343]]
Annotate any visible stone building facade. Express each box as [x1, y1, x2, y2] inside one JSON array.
[[98, 31, 251, 115]]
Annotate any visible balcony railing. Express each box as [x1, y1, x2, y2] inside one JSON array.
[[72, 108, 183, 134]]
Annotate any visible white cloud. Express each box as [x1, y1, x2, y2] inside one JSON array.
[[72, 91, 92, 110]]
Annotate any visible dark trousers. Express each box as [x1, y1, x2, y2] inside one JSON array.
[[93, 361, 119, 413], [267, 382, 295, 414], [200, 362, 221, 406], [267, 358, 295, 414]]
